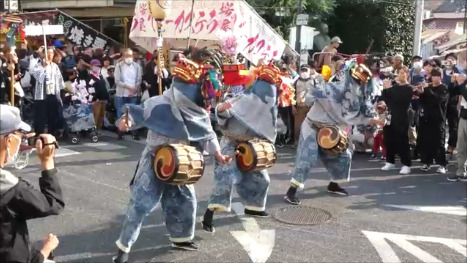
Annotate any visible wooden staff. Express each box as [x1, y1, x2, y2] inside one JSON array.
[[10, 63, 15, 106], [125, 107, 129, 127], [156, 21, 164, 96]]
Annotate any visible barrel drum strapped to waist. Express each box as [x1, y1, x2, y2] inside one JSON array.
[[311, 119, 349, 155], [153, 144, 205, 185], [235, 138, 277, 172], [221, 130, 277, 172]]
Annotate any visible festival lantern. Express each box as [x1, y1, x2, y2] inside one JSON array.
[[148, 0, 173, 95]]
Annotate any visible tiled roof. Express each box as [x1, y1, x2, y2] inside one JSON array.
[[424, 19, 461, 30]]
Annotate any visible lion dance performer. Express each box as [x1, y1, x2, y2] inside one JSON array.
[[112, 49, 232, 263], [202, 62, 295, 233], [284, 60, 383, 205]]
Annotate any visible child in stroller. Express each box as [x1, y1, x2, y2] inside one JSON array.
[[61, 77, 99, 144]]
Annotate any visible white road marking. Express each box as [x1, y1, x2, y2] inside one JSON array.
[[230, 202, 275, 263], [53, 245, 170, 262], [54, 252, 93, 262], [54, 147, 81, 158], [141, 223, 165, 229], [362, 230, 467, 263], [384, 205, 467, 216], [66, 142, 126, 151]]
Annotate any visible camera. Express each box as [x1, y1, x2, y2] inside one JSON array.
[[27, 136, 59, 149]]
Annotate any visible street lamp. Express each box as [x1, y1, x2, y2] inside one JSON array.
[[148, 0, 172, 21], [148, 0, 173, 95]]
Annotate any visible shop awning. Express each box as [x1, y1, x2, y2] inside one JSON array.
[[15, 9, 122, 49]]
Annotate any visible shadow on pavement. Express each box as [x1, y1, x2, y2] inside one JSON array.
[[31, 200, 244, 263]]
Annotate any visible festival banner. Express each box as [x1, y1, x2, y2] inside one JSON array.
[[130, 0, 287, 64], [17, 10, 120, 49]]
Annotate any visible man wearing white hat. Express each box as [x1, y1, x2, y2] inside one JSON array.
[[0, 105, 64, 263]]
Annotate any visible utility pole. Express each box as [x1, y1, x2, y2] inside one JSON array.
[[413, 0, 424, 56], [295, 0, 302, 54]]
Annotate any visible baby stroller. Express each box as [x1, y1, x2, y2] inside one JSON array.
[[62, 103, 99, 144]]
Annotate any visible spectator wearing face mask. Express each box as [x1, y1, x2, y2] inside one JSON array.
[[114, 48, 142, 140], [416, 68, 449, 174], [443, 53, 462, 154], [292, 63, 323, 146], [0, 105, 64, 263], [410, 59, 425, 86]]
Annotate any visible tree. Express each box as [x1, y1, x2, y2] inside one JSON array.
[[327, 0, 415, 57], [249, 0, 336, 37]]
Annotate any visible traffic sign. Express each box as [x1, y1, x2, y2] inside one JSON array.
[[296, 14, 309, 26]]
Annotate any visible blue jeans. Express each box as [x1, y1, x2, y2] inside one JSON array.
[[115, 96, 138, 119], [291, 125, 351, 189], [208, 137, 270, 212], [116, 144, 196, 252]]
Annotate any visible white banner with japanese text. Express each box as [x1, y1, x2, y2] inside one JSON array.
[[130, 0, 287, 65], [18, 10, 121, 50]]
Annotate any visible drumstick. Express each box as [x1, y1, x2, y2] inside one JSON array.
[[230, 94, 243, 103], [125, 107, 129, 126]]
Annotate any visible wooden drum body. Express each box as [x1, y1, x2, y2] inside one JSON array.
[[153, 144, 205, 185], [316, 126, 349, 155], [350, 64, 372, 85], [236, 141, 277, 172]]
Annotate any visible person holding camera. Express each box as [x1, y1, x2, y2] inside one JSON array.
[[0, 105, 65, 263], [417, 68, 449, 174]]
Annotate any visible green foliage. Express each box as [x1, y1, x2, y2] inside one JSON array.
[[249, 0, 336, 37], [249, 0, 415, 58], [327, 0, 415, 57]]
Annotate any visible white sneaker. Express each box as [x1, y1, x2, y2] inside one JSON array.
[[399, 166, 411, 174], [436, 166, 447, 174], [381, 163, 396, 171]]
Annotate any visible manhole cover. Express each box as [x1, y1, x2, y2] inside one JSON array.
[[273, 206, 332, 225]]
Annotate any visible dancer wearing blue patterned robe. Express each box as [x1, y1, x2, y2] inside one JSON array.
[[201, 65, 282, 233], [284, 60, 383, 205], [112, 51, 232, 263]]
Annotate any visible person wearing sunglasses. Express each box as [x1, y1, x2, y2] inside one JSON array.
[[0, 104, 64, 263]]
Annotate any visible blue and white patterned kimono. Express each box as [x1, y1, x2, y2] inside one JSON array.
[[290, 64, 376, 189], [115, 79, 221, 252], [207, 80, 278, 212]]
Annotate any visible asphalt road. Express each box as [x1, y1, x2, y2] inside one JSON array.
[[12, 132, 467, 263]]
